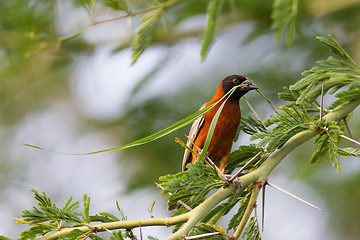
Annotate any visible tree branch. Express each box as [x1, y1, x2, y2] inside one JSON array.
[[39, 212, 190, 240], [37, 98, 360, 240], [232, 180, 265, 239]]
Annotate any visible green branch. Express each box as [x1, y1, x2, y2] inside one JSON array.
[[167, 97, 360, 239], [39, 212, 190, 240], [21, 97, 360, 240], [232, 180, 265, 239]]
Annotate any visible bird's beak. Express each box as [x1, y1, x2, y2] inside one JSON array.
[[243, 78, 259, 90]]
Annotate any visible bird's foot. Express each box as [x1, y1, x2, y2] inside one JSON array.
[[222, 174, 242, 192]]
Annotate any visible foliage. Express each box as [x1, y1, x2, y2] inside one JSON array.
[[6, 34, 360, 239], [2, 0, 360, 238], [12, 189, 138, 240], [271, 0, 301, 45]]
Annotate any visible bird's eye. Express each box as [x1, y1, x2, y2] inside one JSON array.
[[233, 79, 239, 84]]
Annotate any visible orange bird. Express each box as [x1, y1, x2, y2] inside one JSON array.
[[182, 75, 258, 172]]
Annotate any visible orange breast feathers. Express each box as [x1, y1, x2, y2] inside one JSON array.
[[190, 96, 240, 172], [181, 75, 258, 172]]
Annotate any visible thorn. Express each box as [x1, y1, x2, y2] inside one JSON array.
[[244, 97, 263, 123], [267, 181, 325, 212], [153, 181, 193, 211], [343, 118, 359, 150], [104, 228, 113, 233], [139, 223, 143, 240], [184, 232, 220, 239], [320, 80, 325, 121], [228, 150, 263, 182], [339, 134, 360, 148], [262, 183, 266, 232]]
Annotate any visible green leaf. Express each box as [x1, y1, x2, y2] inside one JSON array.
[[89, 234, 106, 240], [116, 201, 127, 221], [198, 93, 228, 163], [337, 147, 360, 157], [241, 216, 262, 240], [201, 192, 239, 225], [316, 35, 357, 66], [160, 161, 223, 213], [58, 229, 86, 239], [227, 189, 252, 231], [110, 231, 126, 240], [325, 121, 344, 172], [189, 223, 228, 239], [83, 194, 91, 223], [90, 212, 120, 222], [103, 0, 130, 13], [330, 87, 360, 110], [226, 145, 263, 174], [132, 9, 162, 63], [62, 196, 80, 213], [310, 133, 329, 163], [0, 236, 12, 240], [200, 0, 221, 61], [147, 236, 159, 240], [22, 190, 82, 224], [79, 0, 97, 15], [18, 226, 54, 240], [271, 0, 301, 45], [295, 78, 319, 105], [148, 200, 156, 216]]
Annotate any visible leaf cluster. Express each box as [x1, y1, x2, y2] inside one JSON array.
[[24, 0, 308, 63], [241, 216, 262, 240], [238, 35, 360, 172], [239, 105, 312, 156], [14, 189, 141, 240], [271, 0, 302, 45], [160, 161, 224, 213], [189, 223, 228, 239]]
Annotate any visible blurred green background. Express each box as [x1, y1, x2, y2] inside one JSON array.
[[1, 0, 360, 239]]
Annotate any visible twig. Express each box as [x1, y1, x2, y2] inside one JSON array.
[[184, 232, 220, 239], [266, 182, 324, 212], [320, 80, 325, 121], [343, 118, 359, 150], [228, 150, 263, 182], [153, 181, 192, 211]]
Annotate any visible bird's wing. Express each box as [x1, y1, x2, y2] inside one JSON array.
[[181, 103, 206, 171]]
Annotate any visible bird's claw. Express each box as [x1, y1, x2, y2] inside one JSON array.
[[225, 174, 242, 186]]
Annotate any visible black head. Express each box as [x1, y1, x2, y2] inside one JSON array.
[[221, 75, 258, 103]]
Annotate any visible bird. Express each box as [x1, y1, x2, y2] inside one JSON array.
[[168, 75, 258, 211], [182, 75, 259, 173]]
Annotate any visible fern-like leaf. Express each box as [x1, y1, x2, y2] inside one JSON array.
[[241, 216, 262, 240], [103, 0, 130, 13], [271, 0, 301, 45], [201, 0, 221, 61], [132, 9, 162, 63], [189, 223, 228, 239]]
